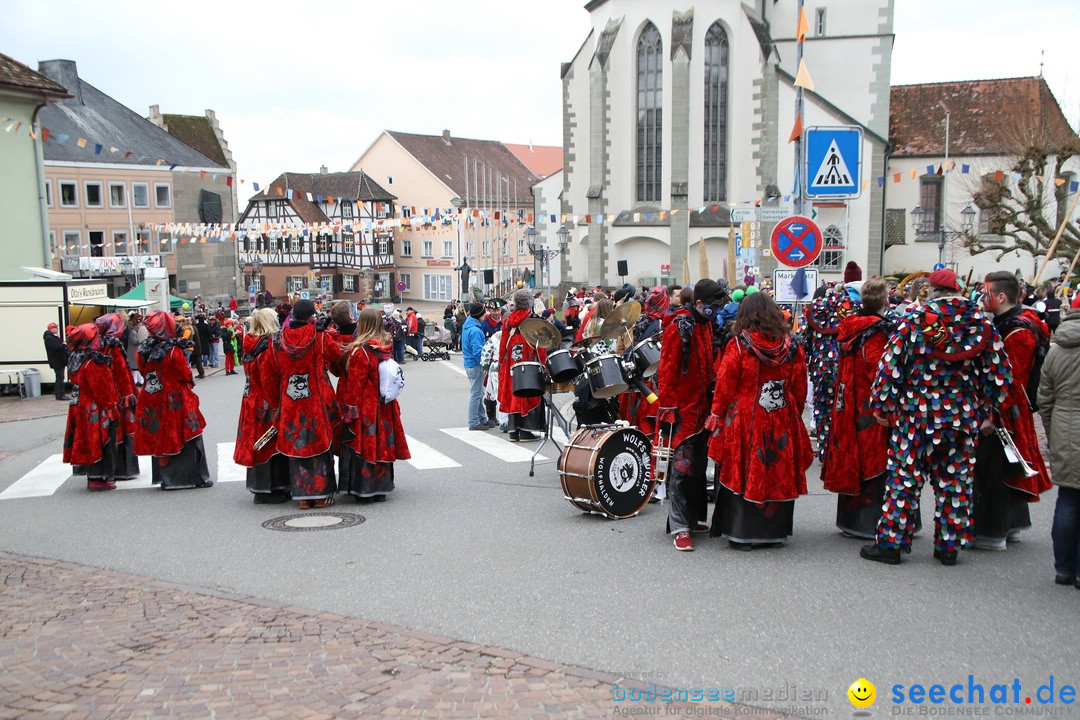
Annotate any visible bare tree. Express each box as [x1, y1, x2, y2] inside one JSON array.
[[966, 123, 1080, 266]]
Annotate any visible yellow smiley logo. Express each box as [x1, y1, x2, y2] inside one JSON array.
[[848, 678, 876, 709]]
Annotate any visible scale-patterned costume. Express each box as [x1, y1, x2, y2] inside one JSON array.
[[869, 297, 1010, 554], [803, 292, 854, 460]]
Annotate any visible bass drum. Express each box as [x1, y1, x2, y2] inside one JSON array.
[[558, 425, 655, 519]]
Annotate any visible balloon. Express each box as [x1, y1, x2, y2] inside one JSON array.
[[181, 302, 190, 309], [746, 285, 760, 295]]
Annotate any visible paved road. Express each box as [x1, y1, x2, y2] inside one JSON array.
[[0, 357, 1076, 718]]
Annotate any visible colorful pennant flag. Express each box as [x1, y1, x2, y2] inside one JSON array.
[[788, 111, 803, 143], [794, 59, 815, 91], [796, 6, 810, 43]]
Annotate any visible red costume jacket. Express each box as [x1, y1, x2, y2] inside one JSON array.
[[994, 307, 1052, 496], [101, 338, 138, 436], [63, 352, 121, 466], [233, 333, 280, 467], [270, 323, 341, 458], [655, 307, 724, 448], [821, 313, 893, 494], [707, 331, 812, 503], [134, 346, 206, 456], [497, 310, 547, 416], [341, 341, 411, 462]]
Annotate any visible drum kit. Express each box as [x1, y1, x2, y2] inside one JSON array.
[[506, 302, 665, 520]]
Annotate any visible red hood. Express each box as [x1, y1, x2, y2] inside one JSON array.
[[739, 330, 797, 367], [276, 323, 316, 359], [837, 313, 885, 342], [507, 309, 532, 329]]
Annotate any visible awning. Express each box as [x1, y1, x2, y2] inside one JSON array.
[[117, 282, 188, 309], [71, 297, 157, 309]]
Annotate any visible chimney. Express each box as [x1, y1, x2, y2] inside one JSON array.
[[38, 60, 82, 104], [320, 165, 328, 174], [148, 104, 163, 129], [442, 129, 451, 144]]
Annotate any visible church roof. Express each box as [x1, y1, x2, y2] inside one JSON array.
[[890, 76, 1078, 157]]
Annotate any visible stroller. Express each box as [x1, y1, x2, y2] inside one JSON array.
[[422, 323, 452, 361]]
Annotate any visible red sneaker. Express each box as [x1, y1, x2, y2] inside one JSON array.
[[673, 531, 694, 551], [692, 522, 710, 534]]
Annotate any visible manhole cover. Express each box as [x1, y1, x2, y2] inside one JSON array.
[[262, 512, 365, 532]]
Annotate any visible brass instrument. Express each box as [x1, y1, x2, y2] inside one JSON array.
[[995, 426, 1038, 478], [254, 426, 277, 451], [651, 421, 675, 485]]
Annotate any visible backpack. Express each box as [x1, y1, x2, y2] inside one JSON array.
[[999, 310, 1050, 412], [378, 356, 405, 403]]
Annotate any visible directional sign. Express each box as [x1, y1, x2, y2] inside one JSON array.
[[805, 126, 862, 199], [730, 208, 758, 223], [759, 208, 793, 223], [771, 216, 823, 268], [933, 262, 946, 271]]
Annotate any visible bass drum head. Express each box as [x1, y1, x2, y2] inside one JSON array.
[[558, 426, 654, 519]]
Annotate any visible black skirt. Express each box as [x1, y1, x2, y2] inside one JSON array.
[[151, 436, 211, 490], [246, 453, 291, 499], [712, 484, 795, 544], [973, 434, 1033, 548], [115, 433, 140, 481]]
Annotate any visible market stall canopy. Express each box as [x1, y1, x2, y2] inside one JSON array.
[[117, 282, 187, 309]]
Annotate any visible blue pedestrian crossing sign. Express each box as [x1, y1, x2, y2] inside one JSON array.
[[805, 126, 862, 199]]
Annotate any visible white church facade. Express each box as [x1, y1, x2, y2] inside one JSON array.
[[555, 0, 895, 290]]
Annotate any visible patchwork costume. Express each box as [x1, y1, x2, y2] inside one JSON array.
[[868, 297, 1010, 557], [803, 292, 854, 461]]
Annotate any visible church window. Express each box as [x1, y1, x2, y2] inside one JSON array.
[[636, 23, 663, 203], [704, 22, 729, 202]]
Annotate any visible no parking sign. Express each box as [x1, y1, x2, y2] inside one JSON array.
[[771, 216, 823, 268]]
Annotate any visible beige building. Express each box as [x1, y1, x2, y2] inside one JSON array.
[[37, 60, 231, 299], [352, 130, 558, 302]]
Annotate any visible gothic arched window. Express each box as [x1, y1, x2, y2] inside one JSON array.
[[636, 23, 663, 203], [703, 22, 729, 202]]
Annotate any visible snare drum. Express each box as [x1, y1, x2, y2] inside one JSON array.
[[584, 354, 628, 399], [546, 348, 582, 383], [510, 361, 547, 398], [558, 425, 655, 519], [627, 337, 661, 378]]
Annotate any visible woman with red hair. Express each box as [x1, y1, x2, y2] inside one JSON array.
[[134, 311, 211, 490], [94, 313, 140, 480], [63, 323, 123, 491]]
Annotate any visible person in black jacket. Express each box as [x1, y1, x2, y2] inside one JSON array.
[[43, 322, 69, 400]]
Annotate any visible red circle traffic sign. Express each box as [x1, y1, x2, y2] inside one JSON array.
[[771, 215, 822, 268], [396, 281, 407, 292]]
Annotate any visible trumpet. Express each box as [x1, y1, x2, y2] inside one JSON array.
[[652, 422, 675, 485], [995, 426, 1038, 478]]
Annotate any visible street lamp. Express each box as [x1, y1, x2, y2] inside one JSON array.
[[525, 225, 570, 308], [117, 257, 138, 289], [911, 203, 977, 266]]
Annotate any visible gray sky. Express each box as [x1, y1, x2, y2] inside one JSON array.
[[3, 1, 1076, 205]]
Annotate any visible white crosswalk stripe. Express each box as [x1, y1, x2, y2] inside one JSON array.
[[404, 435, 461, 470], [0, 429, 569, 500], [441, 427, 550, 463]]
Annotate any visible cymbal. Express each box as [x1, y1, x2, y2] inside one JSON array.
[[571, 334, 600, 349], [598, 301, 641, 340], [518, 317, 561, 350]]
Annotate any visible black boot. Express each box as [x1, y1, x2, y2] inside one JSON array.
[[933, 549, 958, 566], [860, 544, 901, 565]]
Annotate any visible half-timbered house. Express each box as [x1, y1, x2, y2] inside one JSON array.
[[236, 170, 397, 303]]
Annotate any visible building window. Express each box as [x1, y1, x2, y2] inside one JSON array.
[[815, 8, 827, 36], [483, 240, 491, 258], [45, 180, 53, 208], [266, 200, 277, 219], [62, 230, 81, 257], [341, 200, 354, 219], [820, 224, 845, 271], [400, 273, 411, 291], [132, 183, 149, 208], [502, 239, 509, 256], [112, 230, 129, 256], [376, 236, 391, 256], [423, 273, 452, 302], [386, 176, 393, 185], [422, 240, 433, 258], [401, 239, 412, 256], [343, 274, 356, 292], [158, 232, 173, 254], [518, 236, 525, 255], [636, 22, 663, 203], [109, 182, 126, 208], [286, 275, 306, 293], [89, 230, 104, 257], [49, 230, 56, 259], [917, 177, 942, 234], [84, 182, 103, 208], [704, 22, 729, 202], [136, 230, 152, 255], [154, 183, 171, 209], [443, 240, 453, 257], [60, 181, 78, 208], [466, 240, 473, 256], [343, 233, 355, 254]]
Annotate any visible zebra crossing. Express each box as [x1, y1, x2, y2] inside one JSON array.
[[0, 426, 571, 501]]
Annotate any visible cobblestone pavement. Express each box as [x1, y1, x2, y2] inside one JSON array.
[[0, 552, 768, 720]]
